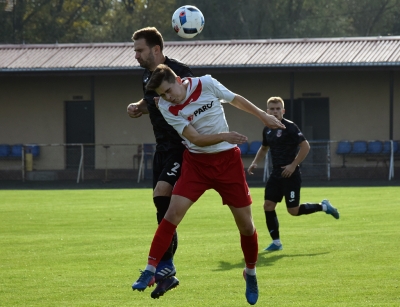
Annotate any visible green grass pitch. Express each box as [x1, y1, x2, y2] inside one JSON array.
[[0, 187, 399, 306]]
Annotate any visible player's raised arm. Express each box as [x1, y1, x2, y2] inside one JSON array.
[[229, 95, 285, 129]]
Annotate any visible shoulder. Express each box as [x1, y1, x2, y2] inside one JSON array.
[[165, 57, 193, 77], [199, 74, 218, 87], [283, 118, 299, 129], [158, 98, 169, 108], [201, 74, 213, 80], [282, 118, 294, 125], [157, 99, 171, 114], [184, 75, 213, 88], [282, 118, 305, 138]]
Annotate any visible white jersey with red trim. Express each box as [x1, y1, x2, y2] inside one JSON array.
[[158, 75, 236, 153]]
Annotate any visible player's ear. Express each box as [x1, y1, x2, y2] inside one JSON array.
[[176, 76, 182, 84], [153, 45, 161, 55], [282, 108, 286, 114]]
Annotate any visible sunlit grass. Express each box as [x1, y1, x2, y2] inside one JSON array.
[[0, 187, 399, 306]]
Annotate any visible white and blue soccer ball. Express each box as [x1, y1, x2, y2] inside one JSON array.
[[172, 5, 205, 39]]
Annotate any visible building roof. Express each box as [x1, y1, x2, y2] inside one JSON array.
[[1, 36, 400, 74]]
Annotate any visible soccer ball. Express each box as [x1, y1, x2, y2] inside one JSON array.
[[172, 5, 205, 39]]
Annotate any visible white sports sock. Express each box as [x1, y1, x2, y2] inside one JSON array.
[[245, 267, 256, 276], [145, 264, 156, 273], [273, 239, 281, 246]]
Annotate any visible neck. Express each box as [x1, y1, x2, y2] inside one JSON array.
[[149, 55, 166, 71]]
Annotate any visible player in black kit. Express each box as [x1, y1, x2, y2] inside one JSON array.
[[247, 96, 339, 251], [127, 27, 194, 298]]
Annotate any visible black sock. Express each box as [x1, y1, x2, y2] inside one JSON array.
[[172, 231, 178, 255], [297, 203, 322, 216], [153, 196, 177, 261], [265, 210, 280, 240]]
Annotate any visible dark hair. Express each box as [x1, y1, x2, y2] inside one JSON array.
[[131, 27, 164, 51], [146, 64, 177, 91]]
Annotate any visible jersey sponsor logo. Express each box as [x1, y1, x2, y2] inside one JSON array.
[[277, 129, 282, 137], [194, 101, 214, 117], [169, 79, 202, 116], [267, 130, 271, 134]]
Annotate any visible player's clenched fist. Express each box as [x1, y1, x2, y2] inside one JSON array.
[[127, 99, 149, 118], [127, 103, 142, 118]]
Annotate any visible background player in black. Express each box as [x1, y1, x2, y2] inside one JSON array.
[[127, 27, 194, 298], [247, 96, 339, 251]]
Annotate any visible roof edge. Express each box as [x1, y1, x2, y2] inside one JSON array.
[[2, 62, 400, 73], [2, 35, 400, 49]]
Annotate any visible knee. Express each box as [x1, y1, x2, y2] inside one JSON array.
[[164, 203, 186, 226], [235, 217, 255, 236], [240, 223, 255, 236], [287, 207, 299, 216], [154, 196, 171, 223], [153, 181, 173, 197], [264, 200, 276, 211], [164, 206, 179, 223]]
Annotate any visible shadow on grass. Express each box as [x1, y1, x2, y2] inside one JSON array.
[[213, 251, 329, 271]]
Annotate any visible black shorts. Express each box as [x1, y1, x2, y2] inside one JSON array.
[[152, 149, 184, 189], [264, 168, 302, 208]]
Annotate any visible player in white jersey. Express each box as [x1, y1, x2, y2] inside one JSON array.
[[158, 74, 236, 153], [132, 64, 285, 305]]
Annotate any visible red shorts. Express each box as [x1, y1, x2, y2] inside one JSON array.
[[172, 147, 252, 208]]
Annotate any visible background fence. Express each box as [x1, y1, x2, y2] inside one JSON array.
[[0, 140, 399, 183]]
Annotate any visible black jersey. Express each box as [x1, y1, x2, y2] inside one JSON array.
[[142, 56, 194, 152], [262, 118, 306, 169]]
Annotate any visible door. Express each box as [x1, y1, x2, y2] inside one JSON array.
[[65, 101, 95, 169], [284, 98, 330, 140], [284, 98, 330, 177]]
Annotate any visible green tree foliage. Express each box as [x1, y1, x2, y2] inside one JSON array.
[[343, 0, 400, 36], [180, 0, 400, 40], [0, 0, 113, 43], [101, 0, 178, 43], [1, 0, 400, 44]]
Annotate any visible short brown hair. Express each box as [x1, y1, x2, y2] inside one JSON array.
[[131, 27, 164, 51], [267, 96, 284, 108], [146, 64, 177, 92]]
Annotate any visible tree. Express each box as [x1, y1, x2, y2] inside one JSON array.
[[2, 0, 400, 44], [344, 0, 400, 36], [102, 0, 178, 42], [175, 0, 355, 39], [0, 0, 112, 43]]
